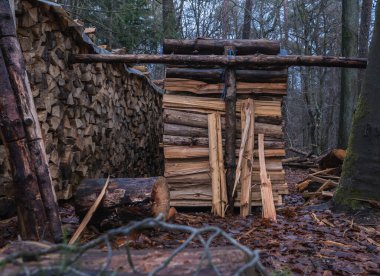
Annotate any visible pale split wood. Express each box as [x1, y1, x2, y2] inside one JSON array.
[[258, 134, 277, 222], [232, 104, 251, 197], [208, 113, 223, 217], [240, 99, 255, 217], [69, 176, 110, 245], [216, 114, 228, 216]]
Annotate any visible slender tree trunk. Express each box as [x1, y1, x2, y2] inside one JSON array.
[[358, 0, 373, 92], [334, 1, 380, 208], [242, 0, 253, 39], [283, 0, 288, 49], [338, 0, 359, 149], [222, 0, 229, 39], [162, 0, 177, 38]]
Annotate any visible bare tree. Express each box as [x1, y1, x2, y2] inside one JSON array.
[[242, 0, 253, 39], [338, 0, 359, 149], [334, 1, 380, 209]]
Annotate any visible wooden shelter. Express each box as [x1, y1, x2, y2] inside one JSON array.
[[162, 38, 288, 208]]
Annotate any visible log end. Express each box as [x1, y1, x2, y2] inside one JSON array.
[[151, 176, 170, 219]]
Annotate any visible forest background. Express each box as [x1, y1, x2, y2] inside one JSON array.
[[57, 0, 377, 155]]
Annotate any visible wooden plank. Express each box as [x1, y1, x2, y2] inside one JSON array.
[[240, 99, 255, 217], [258, 134, 277, 221]]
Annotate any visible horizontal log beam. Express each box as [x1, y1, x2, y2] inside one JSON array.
[[166, 68, 287, 83], [163, 39, 280, 55], [70, 54, 367, 68]]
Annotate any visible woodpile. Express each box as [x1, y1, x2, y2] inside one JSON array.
[[162, 39, 288, 208], [296, 149, 346, 202], [0, 0, 163, 201], [74, 177, 170, 230]]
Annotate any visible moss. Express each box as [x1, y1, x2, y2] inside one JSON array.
[[334, 186, 380, 210], [339, 95, 367, 180]]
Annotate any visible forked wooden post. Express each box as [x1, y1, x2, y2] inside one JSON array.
[[0, 0, 62, 241], [224, 45, 237, 213]]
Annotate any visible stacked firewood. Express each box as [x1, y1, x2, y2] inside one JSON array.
[[297, 149, 346, 201], [162, 39, 288, 207], [0, 0, 163, 200]]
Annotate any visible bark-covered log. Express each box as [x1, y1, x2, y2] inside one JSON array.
[[71, 54, 367, 68], [163, 38, 280, 55], [165, 68, 287, 83], [224, 46, 237, 212], [0, 47, 47, 240], [74, 177, 170, 229], [163, 135, 285, 148], [164, 123, 282, 139], [0, 0, 62, 242]]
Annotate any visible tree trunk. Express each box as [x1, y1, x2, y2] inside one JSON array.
[[338, 0, 360, 149], [242, 0, 253, 39], [74, 177, 170, 229], [358, 0, 373, 92], [0, 0, 62, 241], [334, 2, 380, 208]]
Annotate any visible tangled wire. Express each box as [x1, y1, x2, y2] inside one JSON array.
[[0, 214, 268, 275]]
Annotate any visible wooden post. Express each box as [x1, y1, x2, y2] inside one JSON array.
[[240, 99, 255, 217], [224, 46, 237, 213], [0, 0, 62, 241], [258, 134, 277, 221], [208, 113, 227, 217]]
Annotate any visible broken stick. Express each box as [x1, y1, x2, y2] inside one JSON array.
[[258, 134, 277, 221]]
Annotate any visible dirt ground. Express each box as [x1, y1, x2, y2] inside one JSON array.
[[1, 168, 380, 275]]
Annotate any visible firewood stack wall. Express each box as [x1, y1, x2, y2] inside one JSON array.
[[0, 0, 163, 202], [162, 38, 288, 207]]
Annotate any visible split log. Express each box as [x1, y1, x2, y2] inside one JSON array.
[[164, 123, 282, 139], [163, 109, 282, 130], [163, 94, 282, 119], [240, 100, 254, 217], [163, 146, 285, 159], [164, 78, 286, 95], [163, 38, 280, 55], [165, 68, 287, 83], [318, 149, 346, 169], [71, 54, 367, 69], [165, 159, 284, 177], [74, 177, 170, 229], [258, 134, 277, 221], [208, 113, 227, 217], [163, 135, 284, 148]]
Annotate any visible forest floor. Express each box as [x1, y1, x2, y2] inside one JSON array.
[[1, 168, 380, 275]]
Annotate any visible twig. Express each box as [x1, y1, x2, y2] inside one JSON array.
[[68, 176, 110, 245]]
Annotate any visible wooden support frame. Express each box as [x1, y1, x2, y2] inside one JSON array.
[[0, 0, 62, 241], [70, 53, 367, 68], [224, 46, 237, 213]]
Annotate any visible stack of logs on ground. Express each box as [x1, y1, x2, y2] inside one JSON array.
[[162, 39, 288, 210]]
